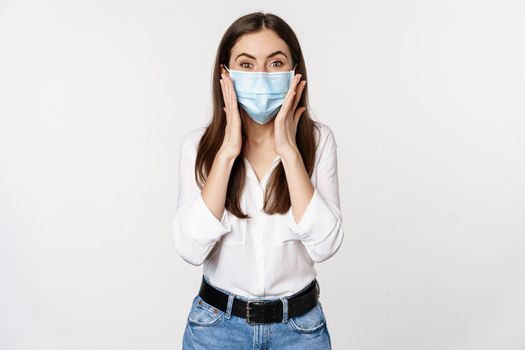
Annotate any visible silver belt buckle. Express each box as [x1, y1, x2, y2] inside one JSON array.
[[246, 300, 267, 325]]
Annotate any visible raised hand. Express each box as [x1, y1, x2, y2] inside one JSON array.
[[218, 64, 243, 161], [273, 73, 307, 161]]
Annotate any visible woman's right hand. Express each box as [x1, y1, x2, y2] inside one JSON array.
[[218, 65, 243, 161]]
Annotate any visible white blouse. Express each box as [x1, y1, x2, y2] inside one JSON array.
[[171, 120, 344, 299]]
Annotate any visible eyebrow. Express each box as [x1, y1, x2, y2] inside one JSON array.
[[235, 50, 288, 61]]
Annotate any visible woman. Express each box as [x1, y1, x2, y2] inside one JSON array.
[[172, 11, 344, 349]]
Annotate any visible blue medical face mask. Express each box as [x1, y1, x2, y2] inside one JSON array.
[[224, 64, 297, 125]]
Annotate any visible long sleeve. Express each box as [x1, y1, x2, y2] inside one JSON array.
[[171, 131, 233, 266], [286, 126, 344, 263]]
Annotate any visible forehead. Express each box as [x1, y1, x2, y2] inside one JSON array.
[[230, 29, 291, 59]]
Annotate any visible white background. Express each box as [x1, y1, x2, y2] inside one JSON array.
[[1, 1, 524, 349]]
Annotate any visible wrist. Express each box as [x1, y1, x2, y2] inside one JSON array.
[[280, 148, 302, 166], [216, 148, 238, 165]]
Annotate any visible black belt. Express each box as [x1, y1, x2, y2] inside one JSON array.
[[198, 275, 320, 325]]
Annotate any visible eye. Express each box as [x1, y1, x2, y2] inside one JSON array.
[[270, 61, 284, 67], [240, 62, 252, 68]]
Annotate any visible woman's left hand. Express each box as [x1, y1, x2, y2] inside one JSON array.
[[274, 73, 307, 161]]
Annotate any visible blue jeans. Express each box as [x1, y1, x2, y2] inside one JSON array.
[[182, 275, 332, 349]]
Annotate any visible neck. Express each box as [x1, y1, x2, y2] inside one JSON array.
[[241, 111, 277, 158], [241, 110, 275, 146]]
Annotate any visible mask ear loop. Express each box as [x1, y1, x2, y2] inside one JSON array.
[[222, 64, 233, 83]]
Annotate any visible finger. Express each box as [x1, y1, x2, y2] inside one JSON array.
[[293, 106, 307, 125], [226, 75, 235, 105], [219, 78, 229, 119], [221, 74, 231, 113], [292, 80, 306, 112], [291, 73, 302, 92], [220, 77, 227, 105], [283, 74, 302, 111], [286, 74, 301, 97], [280, 90, 296, 118], [229, 77, 238, 105], [226, 75, 239, 120], [279, 77, 297, 118]]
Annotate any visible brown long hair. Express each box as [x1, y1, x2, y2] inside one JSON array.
[[195, 12, 319, 219]]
